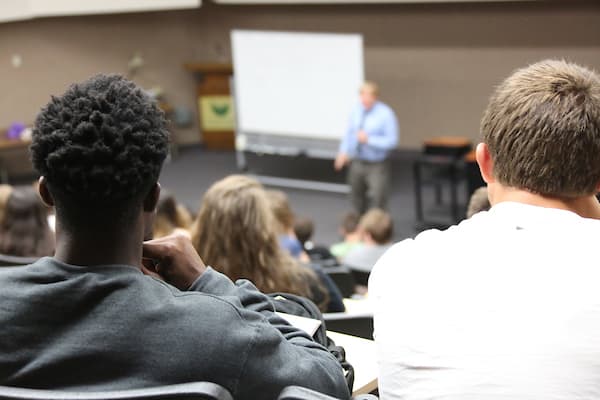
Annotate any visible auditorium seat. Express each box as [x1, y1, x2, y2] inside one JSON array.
[[323, 313, 373, 340], [324, 266, 356, 298], [348, 269, 369, 287], [0, 382, 232, 400]]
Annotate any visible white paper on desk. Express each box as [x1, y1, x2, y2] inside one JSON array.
[[276, 312, 322, 337]]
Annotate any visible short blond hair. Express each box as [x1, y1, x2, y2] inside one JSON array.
[[481, 59, 600, 198], [360, 81, 379, 96], [359, 208, 393, 244]]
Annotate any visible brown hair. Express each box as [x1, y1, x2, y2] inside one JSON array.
[[0, 186, 54, 257], [340, 211, 360, 234], [359, 208, 393, 244], [294, 216, 314, 245], [191, 175, 328, 310], [153, 190, 193, 239], [466, 187, 491, 218], [266, 189, 295, 233], [481, 59, 600, 198]]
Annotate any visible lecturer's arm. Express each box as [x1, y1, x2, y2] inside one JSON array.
[[335, 113, 357, 170]]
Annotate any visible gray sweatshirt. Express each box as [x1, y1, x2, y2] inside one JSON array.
[[0, 258, 350, 400]]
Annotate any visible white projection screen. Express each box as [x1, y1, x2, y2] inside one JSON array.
[[232, 30, 364, 157]]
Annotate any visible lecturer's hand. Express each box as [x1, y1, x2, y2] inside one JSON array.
[[141, 232, 207, 290], [357, 130, 369, 144], [334, 153, 349, 171]]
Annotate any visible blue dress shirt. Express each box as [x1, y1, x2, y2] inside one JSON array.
[[339, 101, 399, 162]]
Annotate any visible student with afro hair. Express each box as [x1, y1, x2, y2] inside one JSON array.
[[0, 74, 349, 400]]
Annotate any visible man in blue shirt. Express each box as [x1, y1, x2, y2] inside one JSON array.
[[334, 82, 399, 214]]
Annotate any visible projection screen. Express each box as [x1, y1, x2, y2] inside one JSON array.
[[231, 30, 364, 158]]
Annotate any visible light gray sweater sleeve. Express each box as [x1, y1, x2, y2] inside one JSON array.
[[189, 267, 350, 399]]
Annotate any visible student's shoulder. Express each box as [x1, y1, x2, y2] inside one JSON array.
[[369, 215, 489, 282], [0, 257, 65, 283], [141, 274, 227, 302], [390, 216, 481, 251]]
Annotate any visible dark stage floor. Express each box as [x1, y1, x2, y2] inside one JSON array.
[[160, 146, 472, 246]]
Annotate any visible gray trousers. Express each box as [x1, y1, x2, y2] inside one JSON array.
[[348, 159, 391, 214]]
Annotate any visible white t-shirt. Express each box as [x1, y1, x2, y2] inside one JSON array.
[[369, 202, 600, 400]]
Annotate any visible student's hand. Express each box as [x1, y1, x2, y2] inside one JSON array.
[[357, 130, 369, 144], [334, 153, 348, 171], [141, 232, 207, 290]]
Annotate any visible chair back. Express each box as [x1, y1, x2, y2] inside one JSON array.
[[0, 382, 233, 400], [0, 254, 38, 267], [349, 269, 369, 287], [324, 266, 356, 298], [323, 313, 373, 340]]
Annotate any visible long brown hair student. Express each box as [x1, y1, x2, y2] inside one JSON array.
[[191, 175, 329, 310], [0, 185, 54, 257]]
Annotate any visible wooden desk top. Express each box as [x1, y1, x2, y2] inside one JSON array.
[[327, 330, 378, 396], [0, 139, 30, 150], [424, 136, 472, 148], [464, 149, 477, 163], [183, 62, 233, 74], [342, 297, 373, 316]]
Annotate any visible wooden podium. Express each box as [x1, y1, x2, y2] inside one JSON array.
[[184, 62, 235, 150]]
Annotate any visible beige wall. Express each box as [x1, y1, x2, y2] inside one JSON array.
[[1, 1, 599, 148]]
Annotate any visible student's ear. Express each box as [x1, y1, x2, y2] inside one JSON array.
[[358, 229, 368, 241], [475, 143, 495, 184], [143, 182, 161, 213], [38, 177, 55, 207], [363, 232, 375, 245]]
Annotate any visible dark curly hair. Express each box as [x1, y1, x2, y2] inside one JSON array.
[[31, 74, 169, 227]]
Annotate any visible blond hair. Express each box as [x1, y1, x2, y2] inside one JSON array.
[[481, 59, 600, 198], [360, 81, 379, 96], [191, 175, 328, 310], [359, 208, 393, 244]]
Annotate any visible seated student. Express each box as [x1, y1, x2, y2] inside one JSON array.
[[267, 189, 345, 311], [370, 60, 600, 400], [294, 216, 337, 265], [267, 189, 308, 261], [330, 211, 362, 259], [0, 185, 54, 258], [152, 189, 193, 238], [191, 175, 344, 313], [0, 75, 349, 400], [466, 186, 491, 218], [0, 184, 12, 231], [342, 208, 393, 273]]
